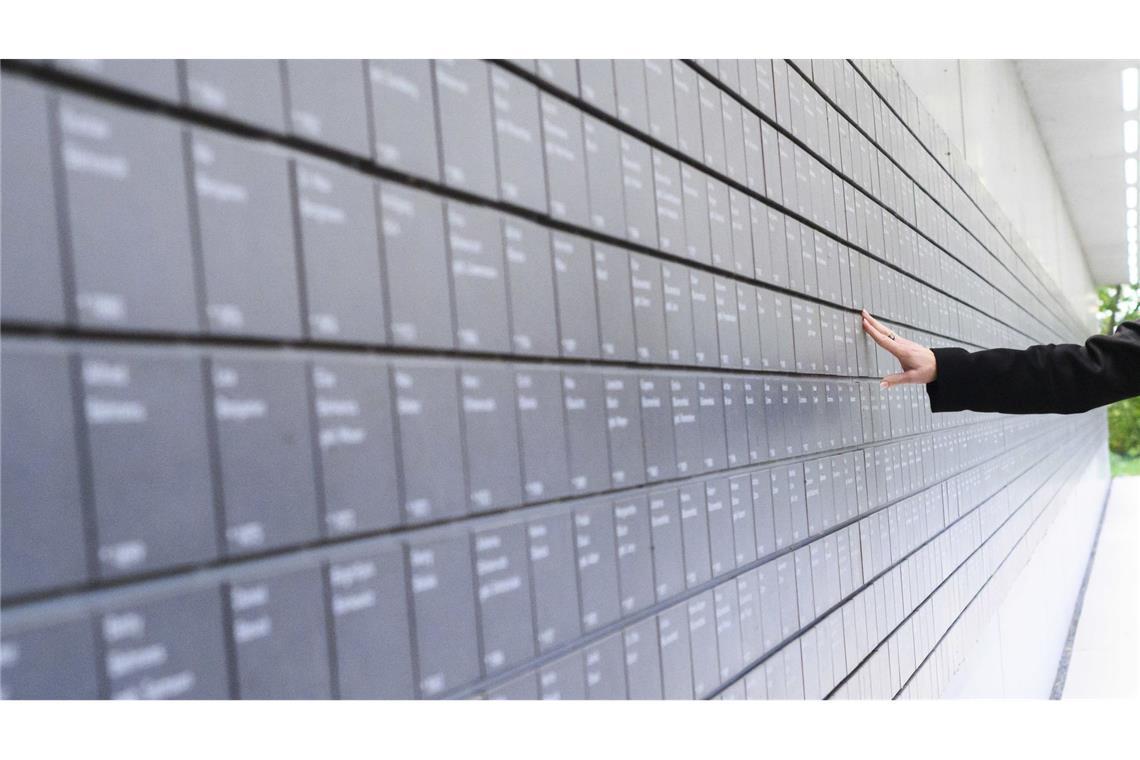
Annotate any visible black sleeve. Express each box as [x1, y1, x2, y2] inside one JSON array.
[[925, 321, 1140, 415]]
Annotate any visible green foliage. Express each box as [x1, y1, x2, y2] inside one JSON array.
[[1097, 284, 1140, 467], [1108, 396, 1140, 458], [1110, 451, 1140, 478], [1097, 284, 1140, 335]]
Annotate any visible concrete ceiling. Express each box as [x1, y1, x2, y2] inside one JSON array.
[[1016, 59, 1139, 285]]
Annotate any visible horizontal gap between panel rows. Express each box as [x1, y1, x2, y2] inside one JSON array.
[[0, 318, 981, 375], [0, 409, 1014, 610]]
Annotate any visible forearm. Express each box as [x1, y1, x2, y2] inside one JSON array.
[[927, 323, 1140, 415], [926, 346, 1093, 414]]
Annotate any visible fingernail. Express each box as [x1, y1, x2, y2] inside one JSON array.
[[879, 381, 888, 389]]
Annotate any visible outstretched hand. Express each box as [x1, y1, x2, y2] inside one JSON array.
[[861, 309, 937, 389]]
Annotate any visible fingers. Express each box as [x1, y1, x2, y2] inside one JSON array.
[[862, 316, 891, 347], [862, 309, 908, 355], [862, 314, 905, 358], [861, 309, 892, 336], [861, 309, 889, 332], [860, 310, 890, 342]]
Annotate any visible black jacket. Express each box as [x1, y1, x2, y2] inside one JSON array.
[[926, 320, 1140, 415]]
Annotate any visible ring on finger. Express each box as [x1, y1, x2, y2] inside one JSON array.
[[888, 331, 896, 341]]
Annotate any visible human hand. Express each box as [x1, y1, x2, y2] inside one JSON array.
[[861, 309, 937, 388]]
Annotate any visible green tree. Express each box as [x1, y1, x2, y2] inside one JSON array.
[[1098, 284, 1140, 468], [1097, 283, 1140, 334], [1108, 397, 1140, 457]]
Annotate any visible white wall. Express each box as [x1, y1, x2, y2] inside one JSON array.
[[894, 60, 1097, 327]]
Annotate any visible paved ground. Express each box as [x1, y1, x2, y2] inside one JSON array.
[[1062, 476, 1139, 698]]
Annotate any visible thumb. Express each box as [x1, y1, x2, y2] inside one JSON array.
[[879, 371, 914, 389]]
